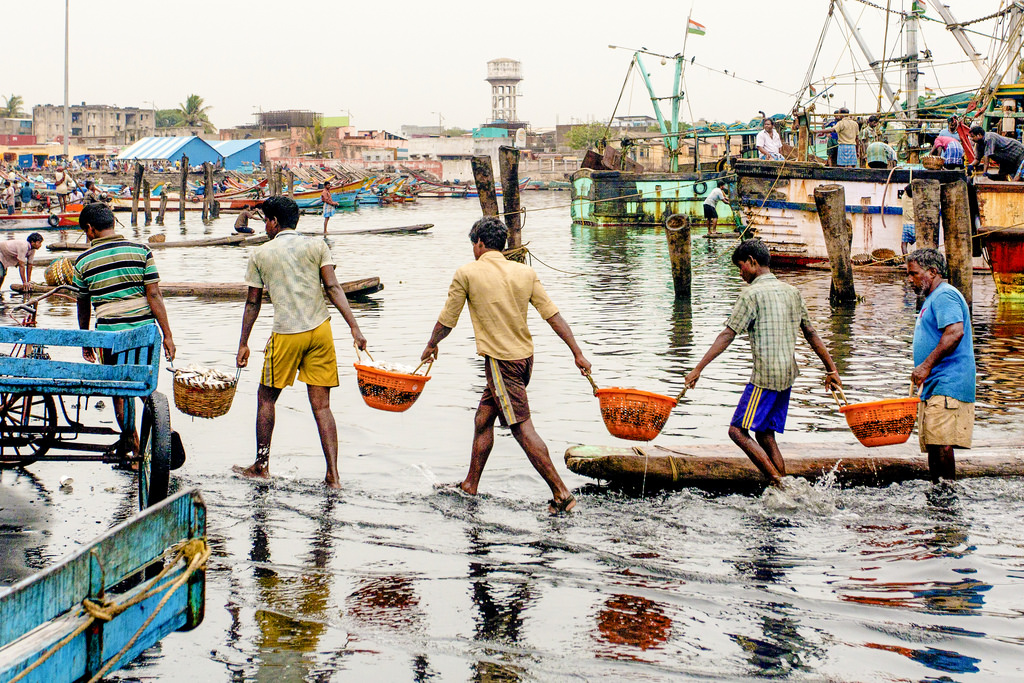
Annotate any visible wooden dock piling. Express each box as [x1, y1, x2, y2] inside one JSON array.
[[499, 146, 522, 250], [130, 162, 143, 227], [814, 183, 856, 304], [911, 178, 941, 250], [940, 180, 973, 308], [157, 188, 168, 226], [201, 163, 211, 222], [664, 214, 692, 299], [178, 155, 189, 224], [288, 169, 295, 201], [470, 156, 499, 217], [143, 178, 152, 225]]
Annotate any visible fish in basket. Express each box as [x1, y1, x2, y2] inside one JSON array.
[[353, 349, 432, 413], [586, 374, 685, 442], [832, 385, 920, 447], [173, 365, 240, 419]]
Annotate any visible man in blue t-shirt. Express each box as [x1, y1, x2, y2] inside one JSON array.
[[906, 249, 975, 482]]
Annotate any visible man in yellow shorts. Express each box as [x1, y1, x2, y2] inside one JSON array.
[[234, 196, 367, 488]]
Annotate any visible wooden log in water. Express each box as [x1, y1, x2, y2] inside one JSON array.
[[157, 189, 168, 226], [288, 168, 295, 201], [143, 178, 152, 225], [16, 276, 382, 299], [471, 156, 499, 217], [565, 441, 1024, 493], [941, 180, 974, 308], [911, 178, 940, 250], [664, 214, 691, 299], [499, 146, 522, 249], [131, 162, 143, 227], [201, 162, 211, 222], [47, 234, 269, 252], [179, 155, 189, 224], [814, 183, 856, 304]]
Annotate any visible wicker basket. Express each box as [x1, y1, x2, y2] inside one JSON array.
[[354, 363, 431, 412], [173, 372, 238, 419], [594, 387, 678, 442], [922, 156, 945, 170], [835, 387, 920, 447], [44, 257, 75, 286]]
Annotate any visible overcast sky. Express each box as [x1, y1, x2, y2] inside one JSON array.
[[5, 0, 1011, 133]]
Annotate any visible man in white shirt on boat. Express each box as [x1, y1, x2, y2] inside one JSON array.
[[702, 180, 730, 235], [755, 119, 784, 161]]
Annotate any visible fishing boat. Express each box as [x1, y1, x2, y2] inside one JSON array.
[[291, 177, 369, 209], [0, 488, 207, 682], [0, 210, 79, 230]]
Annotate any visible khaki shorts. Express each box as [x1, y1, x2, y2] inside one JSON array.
[[261, 319, 338, 389], [918, 395, 974, 452]]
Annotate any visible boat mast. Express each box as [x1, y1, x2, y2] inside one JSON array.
[[924, 0, 990, 80], [634, 53, 680, 171], [835, 0, 899, 108], [906, 2, 922, 159]]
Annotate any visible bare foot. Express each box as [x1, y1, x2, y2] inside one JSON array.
[[324, 476, 341, 489], [233, 464, 269, 479], [548, 494, 577, 515]]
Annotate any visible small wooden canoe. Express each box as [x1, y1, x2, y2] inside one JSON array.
[[302, 223, 434, 236], [46, 234, 269, 252], [565, 441, 1024, 493], [0, 489, 206, 682], [15, 277, 383, 299]]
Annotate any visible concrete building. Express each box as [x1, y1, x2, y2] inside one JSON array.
[[33, 103, 155, 146], [404, 135, 508, 183], [486, 58, 522, 124], [0, 118, 32, 137]]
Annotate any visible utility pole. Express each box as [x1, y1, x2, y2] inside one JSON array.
[[63, 0, 70, 160]]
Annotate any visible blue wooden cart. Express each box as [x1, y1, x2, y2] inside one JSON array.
[[0, 321, 181, 509], [0, 488, 207, 683]]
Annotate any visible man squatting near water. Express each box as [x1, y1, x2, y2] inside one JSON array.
[[234, 196, 367, 488], [421, 216, 592, 514], [0, 233, 43, 290], [684, 239, 842, 486], [905, 249, 976, 482]]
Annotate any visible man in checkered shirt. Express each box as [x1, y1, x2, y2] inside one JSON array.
[[684, 240, 843, 486]]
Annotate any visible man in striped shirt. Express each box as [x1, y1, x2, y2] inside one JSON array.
[[74, 202, 175, 361]]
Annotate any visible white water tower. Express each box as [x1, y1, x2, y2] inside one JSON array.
[[487, 58, 522, 123]]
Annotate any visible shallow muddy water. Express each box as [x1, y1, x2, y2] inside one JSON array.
[[2, 193, 1023, 681]]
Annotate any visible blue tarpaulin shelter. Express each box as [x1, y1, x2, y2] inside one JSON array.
[[116, 136, 221, 166], [210, 140, 262, 172]]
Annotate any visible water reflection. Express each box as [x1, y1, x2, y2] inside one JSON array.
[[593, 593, 672, 661], [975, 301, 1024, 417]]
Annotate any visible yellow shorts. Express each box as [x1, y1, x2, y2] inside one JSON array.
[[918, 395, 974, 451], [261, 319, 338, 389]]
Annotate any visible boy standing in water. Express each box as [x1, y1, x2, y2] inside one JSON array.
[[684, 240, 842, 486]]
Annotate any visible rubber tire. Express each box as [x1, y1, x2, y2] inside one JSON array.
[[693, 181, 708, 195], [0, 394, 57, 468], [138, 392, 172, 509], [47, 213, 59, 228]]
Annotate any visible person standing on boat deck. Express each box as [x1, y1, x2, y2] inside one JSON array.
[[969, 126, 1024, 180], [905, 248, 975, 483], [823, 114, 840, 166], [865, 141, 898, 169], [755, 119, 784, 161], [834, 109, 860, 168], [859, 115, 884, 165], [234, 196, 367, 489], [901, 185, 916, 256], [0, 233, 43, 290], [320, 181, 339, 237], [1, 181, 14, 215], [54, 166, 70, 211], [683, 239, 842, 487], [703, 180, 729, 235], [420, 216, 592, 514], [932, 135, 965, 170]]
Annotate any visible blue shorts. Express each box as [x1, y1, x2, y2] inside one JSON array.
[[323, 204, 336, 218], [902, 224, 916, 243], [731, 384, 791, 433]]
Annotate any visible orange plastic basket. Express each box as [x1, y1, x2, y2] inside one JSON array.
[[353, 350, 432, 413], [595, 387, 678, 441], [834, 386, 920, 447]]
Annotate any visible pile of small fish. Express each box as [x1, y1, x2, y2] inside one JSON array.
[[364, 359, 420, 375], [174, 364, 237, 389]]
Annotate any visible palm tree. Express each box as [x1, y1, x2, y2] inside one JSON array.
[[303, 118, 328, 158], [176, 94, 214, 132], [1, 94, 25, 118]]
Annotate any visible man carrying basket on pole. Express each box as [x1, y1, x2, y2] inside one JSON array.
[[420, 216, 591, 514], [234, 196, 367, 489]]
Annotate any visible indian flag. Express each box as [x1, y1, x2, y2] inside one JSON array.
[[687, 19, 706, 36]]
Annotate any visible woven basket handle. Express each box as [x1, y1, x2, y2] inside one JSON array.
[[354, 343, 375, 364], [674, 386, 688, 402], [909, 381, 921, 397], [584, 372, 599, 396], [830, 386, 849, 408], [413, 359, 433, 376]]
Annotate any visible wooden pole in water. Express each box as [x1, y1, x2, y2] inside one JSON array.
[[275, 165, 283, 198], [143, 178, 152, 225], [178, 155, 189, 224], [471, 155, 498, 217], [201, 162, 211, 222], [911, 178, 940, 250], [498, 146, 522, 250], [664, 214, 691, 299], [157, 188, 168, 225], [130, 162, 143, 227], [940, 180, 973, 308], [288, 168, 295, 201], [813, 183, 856, 304]]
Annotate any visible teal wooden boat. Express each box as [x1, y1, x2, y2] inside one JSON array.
[[0, 488, 208, 682]]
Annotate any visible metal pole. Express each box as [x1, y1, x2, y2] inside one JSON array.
[[63, 0, 69, 160], [835, 0, 898, 107], [906, 7, 920, 159]]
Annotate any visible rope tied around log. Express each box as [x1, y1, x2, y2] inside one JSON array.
[[9, 537, 211, 683]]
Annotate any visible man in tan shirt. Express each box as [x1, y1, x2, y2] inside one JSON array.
[[421, 216, 591, 513]]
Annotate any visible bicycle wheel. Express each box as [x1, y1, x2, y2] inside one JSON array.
[[0, 393, 57, 468], [138, 392, 171, 509]]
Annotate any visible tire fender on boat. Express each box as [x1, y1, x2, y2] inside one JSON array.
[[47, 213, 60, 228]]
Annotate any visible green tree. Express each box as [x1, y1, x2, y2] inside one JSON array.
[[155, 108, 184, 128], [303, 118, 328, 158], [565, 122, 609, 150], [176, 94, 214, 132], [444, 127, 469, 137], [1, 94, 25, 118]]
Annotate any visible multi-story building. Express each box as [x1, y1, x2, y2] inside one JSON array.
[[33, 103, 155, 146]]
